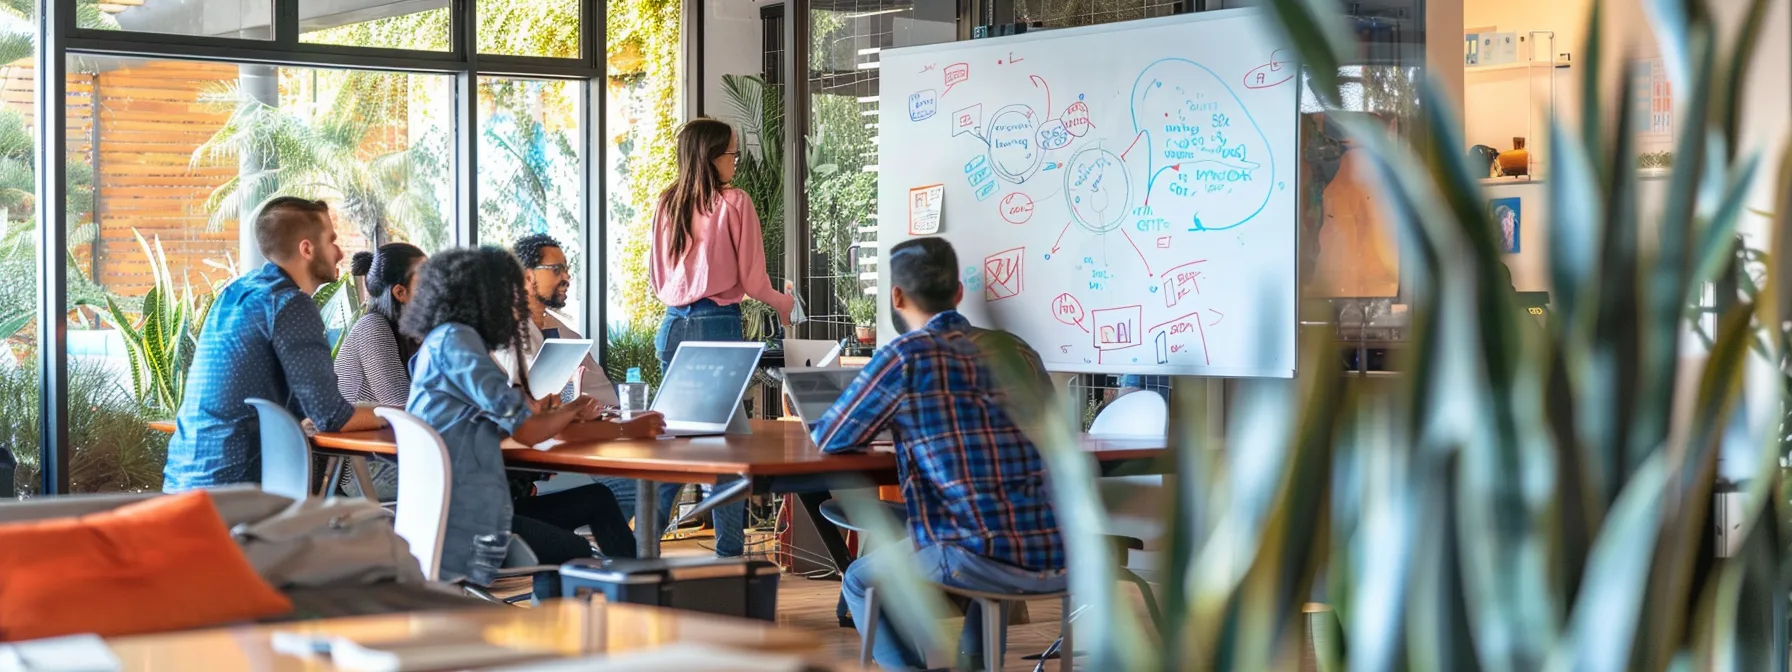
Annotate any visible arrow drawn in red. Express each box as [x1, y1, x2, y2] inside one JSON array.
[[1207, 309, 1224, 326], [1121, 228, 1155, 276], [1030, 75, 1051, 122], [1050, 221, 1072, 254], [1120, 131, 1145, 160]]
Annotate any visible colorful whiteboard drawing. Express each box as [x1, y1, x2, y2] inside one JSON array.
[[908, 90, 938, 121], [1091, 305, 1142, 350], [984, 247, 1025, 301], [909, 184, 945, 235]]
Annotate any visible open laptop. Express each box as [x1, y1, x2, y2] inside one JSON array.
[[651, 341, 765, 437], [782, 338, 843, 368], [783, 366, 893, 444], [525, 339, 593, 400]]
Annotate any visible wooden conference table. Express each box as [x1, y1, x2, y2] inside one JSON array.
[[105, 599, 824, 671], [153, 419, 1170, 564]]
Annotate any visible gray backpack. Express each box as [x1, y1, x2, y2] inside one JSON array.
[[232, 497, 426, 589]]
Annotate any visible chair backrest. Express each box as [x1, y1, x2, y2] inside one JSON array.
[[248, 398, 313, 500], [1088, 390, 1168, 438], [378, 407, 452, 582]]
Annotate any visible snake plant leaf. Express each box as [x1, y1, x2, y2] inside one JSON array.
[[1545, 453, 1670, 672], [1691, 156, 1762, 290]]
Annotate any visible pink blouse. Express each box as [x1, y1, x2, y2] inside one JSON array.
[[649, 187, 794, 317]]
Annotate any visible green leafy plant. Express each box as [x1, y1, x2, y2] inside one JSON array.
[[844, 293, 876, 328], [721, 74, 787, 279], [98, 231, 217, 417], [602, 319, 663, 391], [190, 83, 449, 250], [851, 0, 1792, 669], [3, 357, 167, 496]]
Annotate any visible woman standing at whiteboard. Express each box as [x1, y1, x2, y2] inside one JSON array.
[[644, 117, 791, 557], [650, 118, 794, 365]]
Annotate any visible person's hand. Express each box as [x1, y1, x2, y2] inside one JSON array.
[[611, 411, 666, 439], [568, 395, 604, 421], [560, 395, 599, 420]]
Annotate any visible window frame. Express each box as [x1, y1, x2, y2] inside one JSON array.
[[35, 0, 612, 493]]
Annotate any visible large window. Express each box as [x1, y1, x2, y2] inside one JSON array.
[[18, 0, 666, 495], [477, 77, 585, 329], [62, 57, 453, 491]]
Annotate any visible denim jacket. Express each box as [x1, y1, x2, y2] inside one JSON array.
[[406, 323, 532, 582]]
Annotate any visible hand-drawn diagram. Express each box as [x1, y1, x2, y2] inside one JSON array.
[[984, 247, 1025, 301], [1091, 305, 1142, 351], [879, 13, 1296, 375]]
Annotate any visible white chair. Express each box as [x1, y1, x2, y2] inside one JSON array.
[[248, 398, 313, 501], [1087, 389, 1169, 437], [378, 407, 451, 582], [379, 407, 559, 603]]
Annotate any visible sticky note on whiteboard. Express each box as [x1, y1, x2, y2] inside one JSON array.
[[908, 184, 944, 235]]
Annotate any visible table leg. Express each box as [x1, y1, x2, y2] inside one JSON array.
[[796, 491, 857, 576], [637, 478, 660, 559], [348, 457, 377, 503]]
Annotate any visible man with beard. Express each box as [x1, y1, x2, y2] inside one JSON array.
[[814, 236, 1065, 670], [164, 197, 385, 492], [494, 233, 617, 406]]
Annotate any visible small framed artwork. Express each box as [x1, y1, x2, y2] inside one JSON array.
[[1489, 197, 1521, 253]]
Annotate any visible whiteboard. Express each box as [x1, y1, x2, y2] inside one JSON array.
[[876, 9, 1298, 378]]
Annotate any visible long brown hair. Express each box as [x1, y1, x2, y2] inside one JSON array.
[[656, 118, 734, 261]]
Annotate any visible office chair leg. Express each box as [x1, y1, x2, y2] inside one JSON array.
[[980, 598, 1003, 672], [1119, 568, 1164, 634], [319, 456, 344, 497], [1059, 595, 1074, 672], [859, 586, 878, 668]]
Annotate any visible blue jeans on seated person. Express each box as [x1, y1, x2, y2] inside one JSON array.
[[651, 297, 751, 556], [842, 541, 1069, 671], [591, 477, 748, 557]]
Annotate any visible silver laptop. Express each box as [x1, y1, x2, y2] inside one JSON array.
[[782, 338, 843, 368], [651, 341, 765, 437], [525, 338, 593, 400], [783, 366, 893, 444]]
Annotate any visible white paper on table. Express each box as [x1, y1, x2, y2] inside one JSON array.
[[488, 643, 805, 672], [0, 634, 120, 672]]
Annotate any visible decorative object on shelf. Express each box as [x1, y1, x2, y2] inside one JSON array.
[[1465, 32, 1480, 66], [1496, 137, 1529, 177], [1638, 150, 1674, 171], [1467, 145, 1500, 177], [1489, 197, 1522, 253], [1478, 31, 1518, 66], [845, 294, 877, 345]]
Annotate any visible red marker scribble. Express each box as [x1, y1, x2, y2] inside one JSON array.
[[999, 193, 1035, 224], [1207, 309, 1224, 327], [1051, 293, 1087, 332], [1155, 236, 1172, 249], [1120, 131, 1145, 161], [1243, 49, 1295, 89], [1120, 229, 1155, 276], [943, 63, 970, 96]]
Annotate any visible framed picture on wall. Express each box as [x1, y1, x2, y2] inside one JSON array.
[[1490, 197, 1521, 253]]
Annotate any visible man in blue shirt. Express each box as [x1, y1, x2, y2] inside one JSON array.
[[163, 197, 385, 492], [814, 237, 1065, 670]]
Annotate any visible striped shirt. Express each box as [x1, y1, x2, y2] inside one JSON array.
[[813, 311, 1063, 571], [335, 313, 413, 407]]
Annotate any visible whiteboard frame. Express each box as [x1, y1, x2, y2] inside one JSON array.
[[877, 7, 1302, 379]]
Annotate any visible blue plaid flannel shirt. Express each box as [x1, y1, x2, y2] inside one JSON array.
[[813, 310, 1064, 571]]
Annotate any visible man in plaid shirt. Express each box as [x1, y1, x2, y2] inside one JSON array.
[[814, 237, 1064, 670]]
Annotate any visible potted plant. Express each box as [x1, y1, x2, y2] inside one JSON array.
[[846, 294, 877, 345]]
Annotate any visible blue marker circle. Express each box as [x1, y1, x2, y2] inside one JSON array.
[[1043, 254, 1052, 260], [1078, 93, 1085, 100]]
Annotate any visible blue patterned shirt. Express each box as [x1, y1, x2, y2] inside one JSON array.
[[813, 311, 1064, 571], [163, 263, 356, 492]]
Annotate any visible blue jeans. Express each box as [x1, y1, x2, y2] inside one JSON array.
[[592, 477, 748, 557], [842, 542, 1069, 670], [651, 298, 749, 557]]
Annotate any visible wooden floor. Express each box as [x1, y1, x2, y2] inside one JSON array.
[[498, 532, 1094, 671]]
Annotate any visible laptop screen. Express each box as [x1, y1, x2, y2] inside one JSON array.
[[651, 342, 764, 429], [782, 367, 863, 424]]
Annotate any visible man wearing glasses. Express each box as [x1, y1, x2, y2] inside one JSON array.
[[495, 233, 618, 406]]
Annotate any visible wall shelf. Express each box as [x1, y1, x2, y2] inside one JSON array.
[[1466, 61, 1570, 74]]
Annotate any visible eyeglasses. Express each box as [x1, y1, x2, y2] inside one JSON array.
[[531, 263, 571, 275], [722, 151, 740, 164]]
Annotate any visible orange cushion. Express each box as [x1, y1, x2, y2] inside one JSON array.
[[0, 491, 292, 641]]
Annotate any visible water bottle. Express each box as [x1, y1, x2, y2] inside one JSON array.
[[618, 367, 650, 420], [467, 533, 509, 587]]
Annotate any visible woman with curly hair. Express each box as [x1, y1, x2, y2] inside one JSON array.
[[402, 246, 663, 582]]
